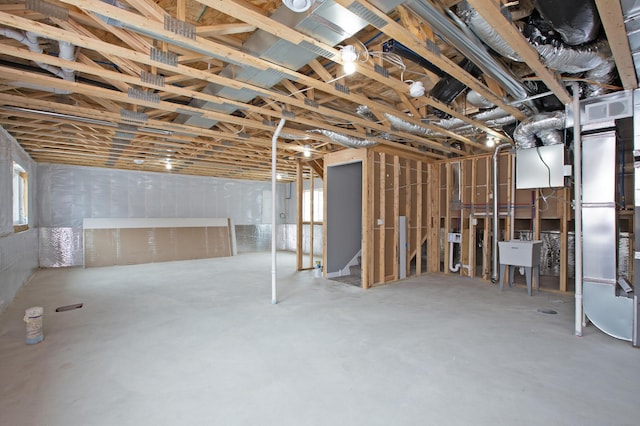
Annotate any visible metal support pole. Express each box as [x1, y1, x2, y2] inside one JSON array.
[[271, 119, 286, 305], [571, 82, 583, 337]]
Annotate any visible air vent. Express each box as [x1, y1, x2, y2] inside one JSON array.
[[585, 96, 633, 123], [347, 2, 388, 29]]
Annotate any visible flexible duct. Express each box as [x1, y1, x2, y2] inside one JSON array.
[[310, 130, 378, 148], [458, 2, 614, 98], [513, 111, 565, 149], [457, 2, 522, 61], [406, 0, 529, 101], [385, 113, 433, 136], [533, 0, 601, 46], [466, 90, 495, 109]]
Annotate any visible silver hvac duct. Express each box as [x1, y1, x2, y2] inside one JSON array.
[[457, 2, 522, 61], [358, 104, 516, 140], [310, 129, 378, 148], [458, 2, 615, 97], [466, 90, 495, 109], [405, 0, 529, 100], [581, 129, 634, 341], [513, 111, 565, 149]]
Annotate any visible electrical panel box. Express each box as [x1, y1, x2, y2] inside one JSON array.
[[516, 144, 565, 189]]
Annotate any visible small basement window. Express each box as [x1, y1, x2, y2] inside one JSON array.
[[302, 188, 323, 222], [13, 162, 28, 231]]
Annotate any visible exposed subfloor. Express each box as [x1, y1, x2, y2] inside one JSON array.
[[1, 252, 639, 426]]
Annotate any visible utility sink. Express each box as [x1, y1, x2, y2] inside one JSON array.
[[498, 240, 542, 267]]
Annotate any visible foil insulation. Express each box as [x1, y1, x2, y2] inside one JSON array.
[[39, 227, 83, 267]]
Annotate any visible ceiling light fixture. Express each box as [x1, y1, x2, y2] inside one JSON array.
[[303, 144, 311, 157], [408, 81, 425, 97], [340, 45, 358, 75], [283, 0, 315, 12], [165, 161, 172, 170], [486, 136, 496, 148]]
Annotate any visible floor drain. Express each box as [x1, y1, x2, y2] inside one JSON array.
[[55, 303, 83, 312], [537, 308, 557, 315]]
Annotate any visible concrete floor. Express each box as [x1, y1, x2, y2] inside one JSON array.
[[1, 252, 638, 426]]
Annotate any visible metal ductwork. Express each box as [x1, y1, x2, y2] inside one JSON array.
[[358, 104, 515, 138], [458, 1, 614, 99], [171, 0, 404, 129], [429, 58, 482, 108], [582, 129, 634, 342], [456, 2, 522, 61], [385, 113, 433, 136], [513, 111, 565, 149], [533, 0, 601, 46], [310, 129, 378, 148], [405, 0, 529, 101]]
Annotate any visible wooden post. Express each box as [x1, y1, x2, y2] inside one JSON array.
[[559, 187, 569, 292], [427, 163, 440, 273], [444, 163, 451, 274], [393, 156, 400, 280]]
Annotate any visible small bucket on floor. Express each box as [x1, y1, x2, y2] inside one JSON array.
[[24, 306, 44, 344]]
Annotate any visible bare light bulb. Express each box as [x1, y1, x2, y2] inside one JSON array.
[[303, 145, 311, 157], [165, 161, 172, 170]]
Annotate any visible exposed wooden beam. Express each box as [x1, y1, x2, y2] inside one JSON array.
[[594, 0, 638, 90]]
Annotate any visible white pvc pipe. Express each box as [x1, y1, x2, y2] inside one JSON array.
[[572, 82, 583, 337], [271, 119, 286, 305], [448, 242, 461, 272], [491, 143, 512, 283]]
